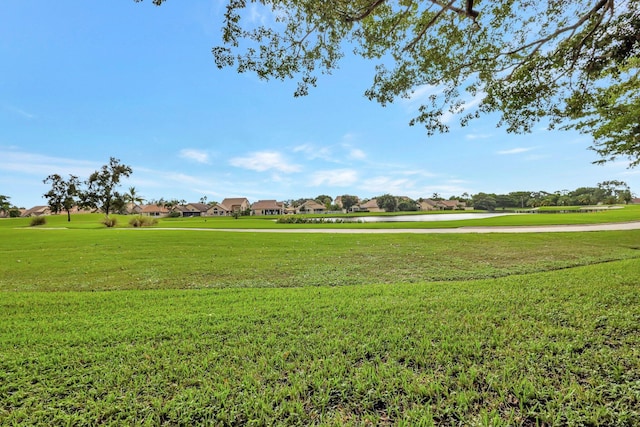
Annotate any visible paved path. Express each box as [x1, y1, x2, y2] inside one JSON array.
[[148, 221, 640, 234]]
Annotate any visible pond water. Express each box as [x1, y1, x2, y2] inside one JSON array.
[[319, 213, 515, 223]]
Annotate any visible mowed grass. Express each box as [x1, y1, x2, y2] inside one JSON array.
[[2, 227, 640, 291], [1, 261, 639, 425], [1, 216, 640, 425], [2, 204, 639, 230]]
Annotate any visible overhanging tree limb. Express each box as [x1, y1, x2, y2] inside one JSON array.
[[138, 0, 640, 166]]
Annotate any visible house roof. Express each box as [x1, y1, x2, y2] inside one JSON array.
[[359, 199, 379, 209], [186, 203, 210, 212], [252, 200, 284, 210], [211, 203, 230, 211], [440, 200, 464, 207], [21, 206, 50, 216], [140, 204, 170, 213], [300, 200, 325, 210], [221, 198, 249, 207]]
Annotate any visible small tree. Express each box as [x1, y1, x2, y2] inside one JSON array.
[[377, 194, 398, 212], [79, 157, 132, 217], [598, 180, 631, 204], [314, 194, 333, 208], [0, 195, 11, 218], [472, 193, 497, 211], [397, 199, 418, 212], [43, 174, 80, 222], [339, 195, 359, 212]]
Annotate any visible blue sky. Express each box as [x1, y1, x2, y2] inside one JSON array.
[[1, 1, 638, 208]]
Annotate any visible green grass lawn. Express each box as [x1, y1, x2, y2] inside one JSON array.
[[1, 261, 639, 425], [1, 211, 639, 425], [2, 227, 640, 291], [2, 204, 639, 230]]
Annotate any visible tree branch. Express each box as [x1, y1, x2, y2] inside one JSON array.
[[404, 0, 457, 52], [431, 0, 479, 19], [343, 0, 387, 22], [503, 0, 612, 57]]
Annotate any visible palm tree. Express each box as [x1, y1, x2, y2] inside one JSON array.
[[125, 187, 145, 213]]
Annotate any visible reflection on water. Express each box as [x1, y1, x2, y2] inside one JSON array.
[[319, 213, 514, 223]]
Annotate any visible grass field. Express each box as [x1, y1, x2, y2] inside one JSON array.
[[1, 209, 639, 425], [2, 204, 640, 230]]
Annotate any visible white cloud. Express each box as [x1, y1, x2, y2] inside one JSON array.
[[359, 176, 416, 195], [163, 172, 213, 188], [310, 169, 358, 187], [2, 104, 35, 119], [402, 85, 486, 125], [179, 149, 211, 164], [230, 151, 301, 173], [441, 92, 485, 124], [293, 143, 335, 162], [466, 133, 492, 140], [403, 84, 443, 107], [497, 147, 534, 155], [247, 3, 270, 24], [0, 149, 97, 177], [400, 169, 437, 178], [348, 148, 366, 160]]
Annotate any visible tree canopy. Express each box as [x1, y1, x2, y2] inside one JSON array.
[[376, 194, 399, 212], [43, 174, 80, 222], [142, 0, 639, 166], [79, 157, 133, 217], [0, 195, 11, 217]]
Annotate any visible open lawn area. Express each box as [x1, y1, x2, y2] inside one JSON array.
[[1, 210, 639, 425]]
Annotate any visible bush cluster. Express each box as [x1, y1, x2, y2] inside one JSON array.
[[29, 216, 47, 226], [276, 216, 346, 224], [101, 217, 118, 228], [129, 216, 158, 227]]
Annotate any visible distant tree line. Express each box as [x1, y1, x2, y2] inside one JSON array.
[[3, 177, 635, 221], [466, 181, 633, 211], [336, 181, 634, 213]]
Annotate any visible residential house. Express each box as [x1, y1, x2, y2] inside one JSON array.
[[126, 203, 143, 215], [419, 199, 466, 211], [140, 204, 171, 217], [297, 200, 326, 214], [211, 198, 251, 216], [419, 199, 440, 211], [353, 199, 384, 213], [251, 200, 285, 215], [175, 203, 211, 217], [21, 206, 51, 217], [440, 200, 466, 210]]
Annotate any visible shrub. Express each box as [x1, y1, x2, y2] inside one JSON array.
[[167, 211, 181, 218], [129, 216, 158, 228], [101, 217, 118, 228], [276, 216, 344, 224], [30, 216, 47, 226]]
